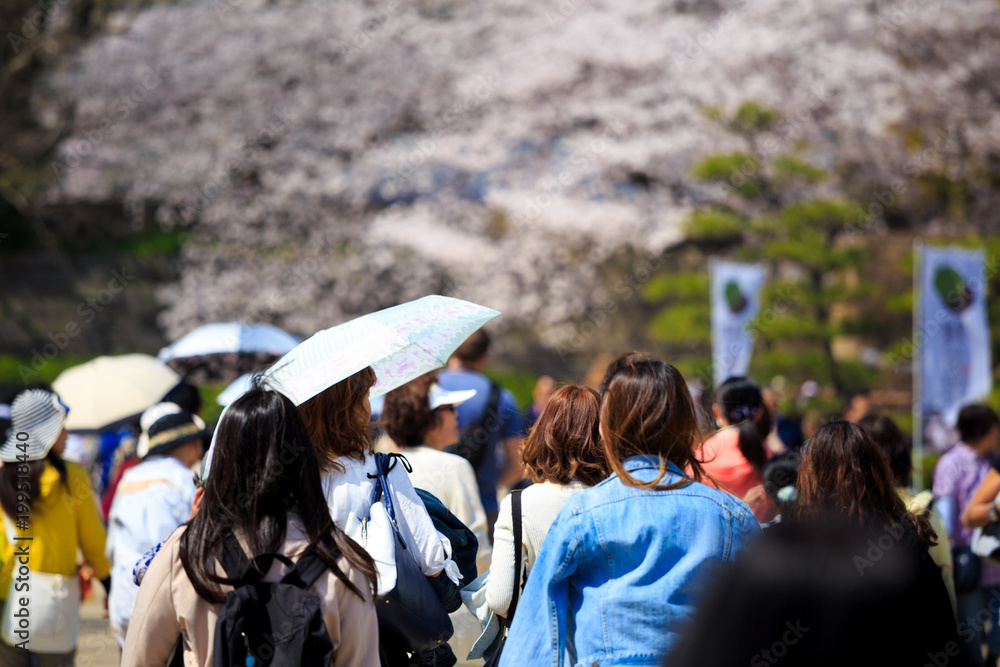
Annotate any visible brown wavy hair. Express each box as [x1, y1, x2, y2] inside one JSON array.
[[521, 384, 608, 486], [298, 366, 377, 472], [382, 373, 438, 447], [600, 352, 705, 489], [792, 420, 936, 548]]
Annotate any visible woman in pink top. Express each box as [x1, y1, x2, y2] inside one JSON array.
[[698, 376, 773, 521]]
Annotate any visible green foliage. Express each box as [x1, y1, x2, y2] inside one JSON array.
[[651, 99, 880, 395], [691, 153, 766, 199], [483, 367, 536, 410], [649, 302, 711, 345], [198, 383, 226, 426], [732, 101, 781, 133], [642, 272, 709, 302], [0, 354, 94, 386], [684, 208, 748, 240], [772, 156, 828, 185]]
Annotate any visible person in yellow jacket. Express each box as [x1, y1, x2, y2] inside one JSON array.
[[0, 388, 111, 667]]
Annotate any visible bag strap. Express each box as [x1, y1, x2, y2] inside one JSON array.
[[505, 490, 524, 626], [461, 382, 502, 440], [368, 452, 412, 544], [280, 546, 330, 589], [219, 534, 296, 585]]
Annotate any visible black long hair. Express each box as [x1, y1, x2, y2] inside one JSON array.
[[715, 376, 772, 474], [178, 382, 377, 603], [0, 450, 68, 520]]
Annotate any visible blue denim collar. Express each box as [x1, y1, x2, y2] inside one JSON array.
[[622, 454, 687, 478]]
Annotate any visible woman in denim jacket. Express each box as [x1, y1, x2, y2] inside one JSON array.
[[499, 353, 761, 666]]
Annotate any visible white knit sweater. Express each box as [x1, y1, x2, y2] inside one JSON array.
[[484, 480, 588, 617]]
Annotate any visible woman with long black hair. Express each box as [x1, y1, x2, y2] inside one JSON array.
[[122, 382, 379, 667], [698, 376, 774, 520]]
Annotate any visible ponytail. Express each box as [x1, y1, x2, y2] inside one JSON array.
[[717, 377, 772, 474]]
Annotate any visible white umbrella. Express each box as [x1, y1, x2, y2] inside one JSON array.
[[157, 323, 301, 361], [216, 373, 256, 407], [266, 295, 501, 405], [204, 295, 500, 477], [53, 354, 181, 431]]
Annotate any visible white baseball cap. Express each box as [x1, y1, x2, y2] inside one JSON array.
[[428, 384, 476, 410]]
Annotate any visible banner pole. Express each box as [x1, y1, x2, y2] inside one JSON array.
[[913, 240, 923, 491]]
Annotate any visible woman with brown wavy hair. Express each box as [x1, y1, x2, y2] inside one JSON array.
[[792, 420, 938, 548], [297, 367, 457, 582], [666, 420, 964, 667], [483, 383, 608, 619]]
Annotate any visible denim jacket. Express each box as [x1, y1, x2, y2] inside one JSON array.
[[499, 455, 761, 667]]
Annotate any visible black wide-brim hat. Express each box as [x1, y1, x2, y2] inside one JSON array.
[[143, 410, 208, 459]]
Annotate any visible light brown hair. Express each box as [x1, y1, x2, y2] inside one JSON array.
[[600, 352, 705, 489], [521, 384, 608, 487], [298, 366, 377, 472]]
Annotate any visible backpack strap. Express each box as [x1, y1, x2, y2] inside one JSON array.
[[219, 534, 296, 585], [280, 546, 330, 590], [219, 534, 247, 580], [505, 490, 524, 626]]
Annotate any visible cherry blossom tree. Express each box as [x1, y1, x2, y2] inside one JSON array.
[[36, 0, 1000, 346]]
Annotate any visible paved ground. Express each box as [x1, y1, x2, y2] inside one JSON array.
[[77, 586, 119, 667]]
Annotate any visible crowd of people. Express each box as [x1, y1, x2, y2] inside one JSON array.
[[0, 328, 999, 666]]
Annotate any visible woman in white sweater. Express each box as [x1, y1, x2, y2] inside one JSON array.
[[297, 367, 457, 582], [485, 384, 609, 618]]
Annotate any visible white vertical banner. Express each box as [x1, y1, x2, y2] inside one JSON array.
[[711, 260, 767, 386], [919, 246, 992, 432]]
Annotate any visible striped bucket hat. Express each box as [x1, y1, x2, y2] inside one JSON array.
[[0, 389, 69, 462]]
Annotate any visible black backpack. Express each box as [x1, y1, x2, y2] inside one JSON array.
[[211, 535, 334, 667], [444, 381, 502, 472]]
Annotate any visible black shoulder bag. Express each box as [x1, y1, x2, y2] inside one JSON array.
[[484, 489, 523, 666], [445, 381, 502, 471]]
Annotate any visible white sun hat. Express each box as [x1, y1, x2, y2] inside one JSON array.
[[428, 383, 476, 410], [0, 390, 70, 462]]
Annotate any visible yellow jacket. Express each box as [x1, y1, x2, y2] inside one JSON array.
[[0, 461, 110, 598]]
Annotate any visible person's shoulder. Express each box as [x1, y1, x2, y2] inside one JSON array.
[[64, 459, 90, 479], [521, 481, 579, 505], [438, 369, 488, 391], [438, 449, 476, 476], [568, 473, 755, 523]]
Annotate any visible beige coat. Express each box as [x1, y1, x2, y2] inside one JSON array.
[[121, 516, 379, 667]]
